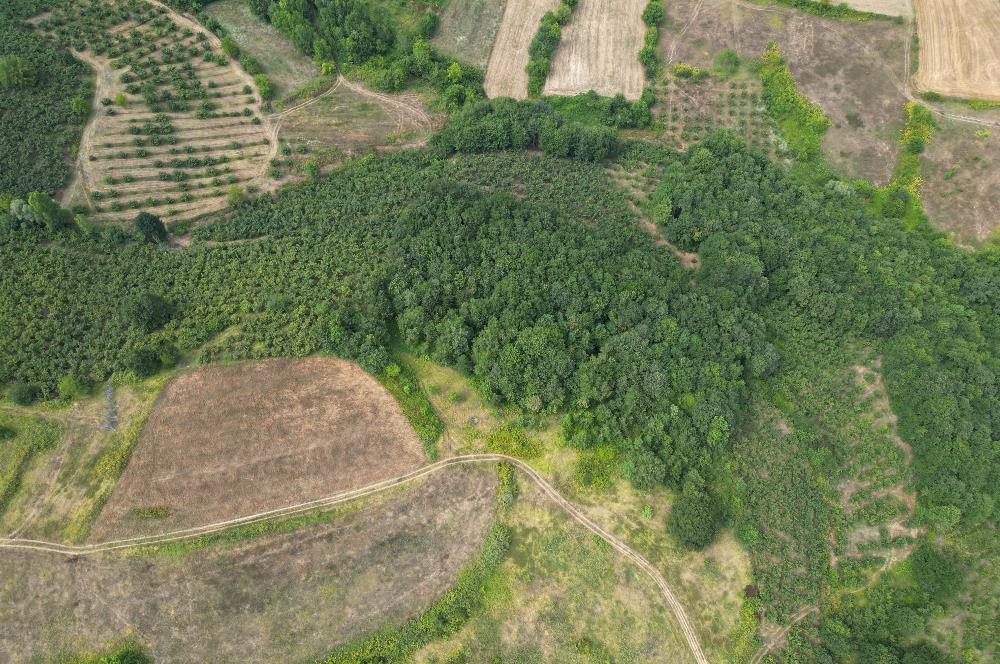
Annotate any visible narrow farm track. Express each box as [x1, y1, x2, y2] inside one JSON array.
[[749, 605, 819, 664], [0, 453, 709, 664]]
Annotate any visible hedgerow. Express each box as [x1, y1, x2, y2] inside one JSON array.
[[757, 42, 830, 162], [525, 0, 578, 96]]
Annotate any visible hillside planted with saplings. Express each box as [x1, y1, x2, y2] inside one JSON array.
[[1, 12, 998, 657], [0, 0, 92, 200]]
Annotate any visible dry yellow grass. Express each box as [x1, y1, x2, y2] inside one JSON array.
[[914, 0, 1000, 100], [840, 0, 912, 18], [542, 0, 647, 99], [484, 0, 561, 99]]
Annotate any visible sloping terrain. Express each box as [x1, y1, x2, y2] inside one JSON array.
[[90, 358, 426, 540]]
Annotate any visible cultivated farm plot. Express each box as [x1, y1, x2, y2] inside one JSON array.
[[89, 357, 427, 540], [914, 0, 1000, 101], [0, 466, 497, 663], [840, 0, 913, 18], [485, 0, 561, 98], [34, 0, 274, 226], [542, 0, 647, 100]]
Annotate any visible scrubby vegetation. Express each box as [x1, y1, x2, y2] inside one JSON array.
[[0, 410, 61, 516], [758, 42, 830, 162]]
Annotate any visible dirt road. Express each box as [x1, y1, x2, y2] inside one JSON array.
[[0, 452, 709, 664]]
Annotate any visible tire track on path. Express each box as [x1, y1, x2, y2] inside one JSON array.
[[0, 453, 708, 664]]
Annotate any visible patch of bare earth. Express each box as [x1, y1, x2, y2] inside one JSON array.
[[914, 0, 1000, 101], [90, 357, 426, 541], [542, 0, 647, 99], [662, 0, 909, 183], [840, 0, 913, 18], [0, 465, 497, 663], [485, 0, 561, 99], [921, 116, 1000, 244]]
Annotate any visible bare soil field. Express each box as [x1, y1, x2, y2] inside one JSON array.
[[204, 0, 319, 100], [433, 0, 507, 69], [543, 0, 647, 99], [90, 357, 426, 540], [485, 0, 561, 98], [921, 118, 1000, 244], [661, 0, 909, 183], [914, 0, 1000, 101], [0, 465, 496, 663]]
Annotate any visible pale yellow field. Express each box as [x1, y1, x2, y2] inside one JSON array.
[[840, 0, 912, 18], [542, 0, 647, 99], [484, 0, 560, 98], [914, 0, 1000, 100]]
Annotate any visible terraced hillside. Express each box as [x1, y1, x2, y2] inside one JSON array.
[[33, 0, 273, 226]]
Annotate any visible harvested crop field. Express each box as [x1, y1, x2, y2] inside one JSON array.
[[433, 0, 506, 68], [841, 0, 913, 18], [90, 357, 427, 540], [914, 0, 1000, 101], [485, 0, 560, 98], [661, 0, 909, 183], [0, 466, 496, 663], [542, 0, 647, 99]]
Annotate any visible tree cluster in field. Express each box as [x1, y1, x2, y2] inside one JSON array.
[[250, 0, 481, 110], [524, 0, 578, 97], [0, 9, 91, 199], [638, 0, 665, 79]]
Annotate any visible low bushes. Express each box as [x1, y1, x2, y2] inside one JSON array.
[[758, 42, 830, 162]]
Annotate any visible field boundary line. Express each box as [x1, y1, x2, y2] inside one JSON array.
[[0, 453, 709, 664]]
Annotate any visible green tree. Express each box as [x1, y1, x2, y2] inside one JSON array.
[[7, 382, 39, 406], [133, 212, 166, 243], [667, 474, 721, 550], [0, 54, 32, 88], [120, 292, 172, 333]]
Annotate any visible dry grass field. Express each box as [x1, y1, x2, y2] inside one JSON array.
[[914, 0, 1000, 101], [661, 0, 909, 183], [485, 0, 561, 98], [542, 0, 647, 99], [921, 118, 1000, 244], [433, 0, 507, 69], [35, 0, 274, 226], [0, 466, 497, 663], [402, 354, 755, 661], [841, 0, 913, 18], [90, 357, 426, 540], [204, 0, 319, 100]]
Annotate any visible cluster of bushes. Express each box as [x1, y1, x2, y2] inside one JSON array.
[[638, 0, 664, 79], [525, 0, 578, 96], [250, 0, 480, 107], [546, 89, 656, 129], [878, 102, 935, 221], [758, 42, 830, 161], [431, 98, 619, 162], [196, 12, 272, 99]]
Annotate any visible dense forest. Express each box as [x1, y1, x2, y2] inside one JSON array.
[[1, 1, 998, 661]]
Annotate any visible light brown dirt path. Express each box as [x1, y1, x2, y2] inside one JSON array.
[[485, 0, 561, 98], [914, 0, 1000, 101], [542, 0, 647, 99], [0, 453, 710, 664], [749, 605, 819, 664]]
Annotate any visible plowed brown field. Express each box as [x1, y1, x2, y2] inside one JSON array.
[[914, 0, 1000, 101], [542, 0, 647, 99], [90, 357, 426, 540]]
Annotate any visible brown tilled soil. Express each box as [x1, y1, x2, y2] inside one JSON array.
[[914, 0, 1000, 101], [542, 0, 647, 99], [0, 465, 497, 663], [89, 357, 427, 541], [661, 0, 910, 184], [485, 0, 561, 98]]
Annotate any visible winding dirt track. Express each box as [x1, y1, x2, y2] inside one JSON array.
[[0, 453, 709, 664]]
